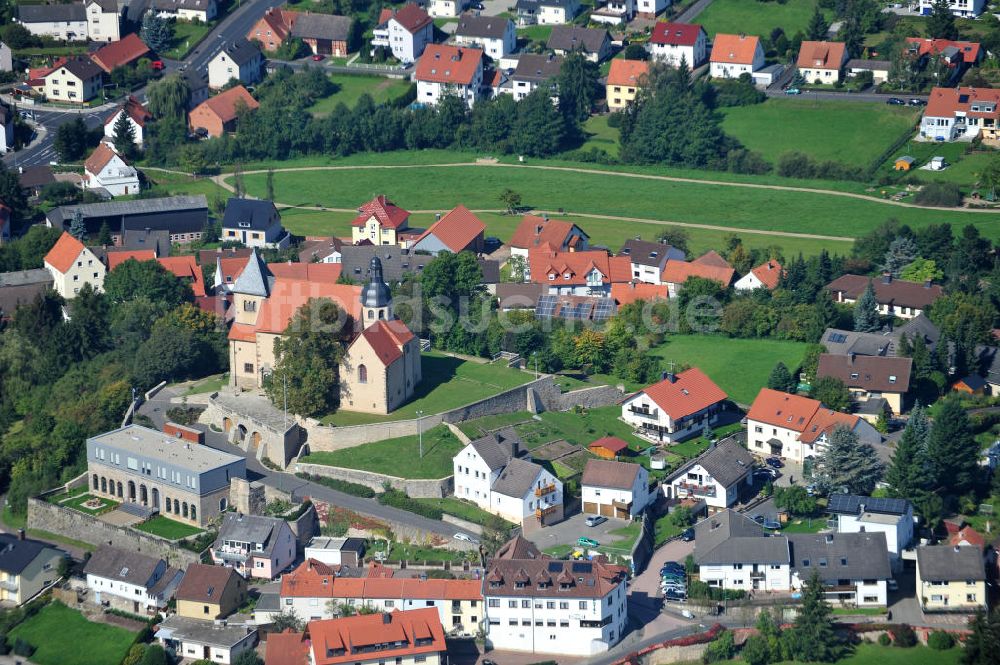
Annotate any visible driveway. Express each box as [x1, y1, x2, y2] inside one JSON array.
[[525, 512, 633, 553], [627, 538, 695, 628], [479, 0, 513, 16]]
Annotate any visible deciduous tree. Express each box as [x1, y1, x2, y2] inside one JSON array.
[[809, 376, 851, 412]]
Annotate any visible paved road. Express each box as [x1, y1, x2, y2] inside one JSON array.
[[2, 108, 106, 169], [675, 0, 715, 24], [766, 88, 929, 104], [137, 388, 478, 543]]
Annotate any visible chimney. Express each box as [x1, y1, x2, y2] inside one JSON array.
[[17, 529, 24, 541], [382, 612, 392, 624], [881, 272, 892, 284], [662, 371, 676, 383], [435, 213, 441, 221], [924, 279, 932, 288], [848, 352, 855, 366]]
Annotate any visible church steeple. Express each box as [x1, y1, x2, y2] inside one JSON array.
[[361, 256, 392, 325]]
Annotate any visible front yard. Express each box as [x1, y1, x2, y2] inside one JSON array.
[[133, 515, 204, 540], [306, 75, 413, 115], [411, 497, 514, 527], [300, 424, 464, 479], [9, 602, 137, 665], [698, 0, 830, 42]]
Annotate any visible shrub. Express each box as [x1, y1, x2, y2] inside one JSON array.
[[928, 631, 954, 650], [703, 630, 735, 662], [878, 633, 891, 646], [165, 406, 203, 426], [890, 623, 917, 648], [12, 637, 34, 657], [377, 488, 443, 520], [296, 473, 376, 498], [914, 182, 963, 207], [180, 530, 218, 553], [688, 580, 746, 601]]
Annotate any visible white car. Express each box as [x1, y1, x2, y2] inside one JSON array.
[[453, 533, 479, 544]]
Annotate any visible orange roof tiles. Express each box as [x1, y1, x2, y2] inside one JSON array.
[[307, 608, 446, 665], [413, 204, 485, 253], [44, 232, 86, 273], [589, 436, 629, 454], [747, 388, 821, 432], [359, 319, 415, 367], [107, 249, 157, 270], [905, 38, 981, 64], [610, 281, 670, 306], [607, 59, 649, 88], [798, 407, 860, 443], [529, 249, 631, 287], [636, 368, 727, 420], [192, 85, 260, 125], [749, 260, 782, 289], [350, 195, 410, 229], [661, 260, 734, 288], [510, 215, 584, 251], [91, 33, 150, 73], [269, 262, 342, 283], [415, 44, 483, 86], [104, 96, 153, 128], [265, 629, 309, 665], [84, 142, 126, 176], [710, 34, 761, 64], [925, 86, 1000, 120], [218, 256, 250, 285], [281, 560, 480, 600], [158, 255, 207, 297], [242, 280, 362, 337], [796, 41, 846, 70]]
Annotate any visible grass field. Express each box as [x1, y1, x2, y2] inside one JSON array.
[[698, 0, 828, 40], [715, 643, 962, 665], [320, 352, 533, 425], [146, 170, 229, 201], [63, 493, 118, 516], [10, 602, 137, 665], [163, 20, 213, 60], [178, 373, 229, 395], [581, 115, 620, 157], [721, 99, 920, 166], [412, 497, 514, 526], [134, 515, 204, 540], [874, 140, 994, 190], [458, 411, 536, 438], [307, 75, 413, 115], [238, 163, 1000, 242], [301, 424, 463, 478]]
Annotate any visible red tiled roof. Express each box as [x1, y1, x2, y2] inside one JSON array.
[[104, 96, 153, 128], [634, 368, 727, 420], [308, 609, 446, 665], [358, 319, 415, 366], [589, 436, 629, 454], [350, 195, 410, 229], [607, 59, 649, 87], [925, 86, 1000, 120], [509, 215, 585, 251], [91, 33, 150, 73], [749, 260, 782, 289], [107, 249, 157, 270], [528, 249, 632, 287], [229, 280, 362, 340], [192, 85, 260, 124], [693, 250, 731, 268], [265, 629, 309, 665], [377, 7, 393, 24], [747, 388, 821, 432], [412, 204, 485, 253], [796, 40, 846, 70], [710, 34, 760, 64], [218, 256, 250, 285], [650, 21, 704, 46], [610, 282, 670, 306], [390, 2, 432, 33], [798, 408, 860, 443], [29, 57, 65, 80], [945, 521, 986, 547], [661, 261, 734, 288], [250, 7, 299, 43], [281, 559, 480, 600], [269, 262, 342, 283], [44, 232, 86, 273], [415, 44, 483, 86], [157, 255, 207, 297], [905, 38, 981, 64]]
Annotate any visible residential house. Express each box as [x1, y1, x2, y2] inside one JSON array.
[[919, 86, 1000, 144], [84, 546, 182, 615], [0, 102, 13, 155], [733, 260, 783, 291], [279, 560, 482, 630], [91, 33, 149, 74], [828, 494, 914, 569], [303, 537, 366, 567], [41, 56, 103, 103], [16, 3, 87, 41], [916, 545, 987, 612], [208, 39, 263, 89], [621, 368, 728, 443], [846, 59, 890, 84], [221, 198, 290, 249], [816, 353, 912, 415], [618, 239, 685, 285], [298, 237, 345, 264], [528, 249, 631, 296], [409, 204, 486, 255], [788, 532, 891, 607], [43, 231, 106, 298], [635, 0, 668, 18], [606, 59, 648, 110], [532, 292, 617, 321], [414, 44, 484, 109], [371, 3, 434, 64], [427, 0, 467, 18], [156, 615, 258, 664], [796, 41, 847, 84], [745, 388, 881, 462], [175, 563, 247, 620], [905, 38, 981, 72], [546, 26, 612, 63], [182, 69, 210, 108], [212, 513, 296, 580], [0, 269, 53, 322], [18, 165, 55, 199], [88, 423, 246, 526], [152, 0, 218, 22], [452, 430, 564, 526], [305, 608, 447, 665], [709, 34, 764, 79], [590, 0, 633, 25], [483, 535, 628, 655], [247, 7, 297, 50], [917, 0, 985, 17], [85, 0, 119, 41], [156, 255, 208, 297], [821, 314, 940, 358], [660, 251, 735, 297], [0, 532, 64, 606], [349, 194, 415, 246], [454, 14, 516, 60], [47, 195, 209, 244], [189, 85, 260, 138], [83, 142, 141, 198], [581, 459, 650, 519], [694, 510, 791, 592], [0, 42, 12, 72], [609, 281, 669, 307], [826, 273, 943, 319], [510, 214, 589, 261], [104, 96, 153, 146], [515, 0, 580, 25], [293, 14, 352, 56], [504, 53, 563, 101], [648, 22, 706, 66], [588, 436, 629, 459], [664, 438, 754, 511]]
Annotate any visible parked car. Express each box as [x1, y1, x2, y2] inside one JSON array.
[[661, 562, 685, 573], [311, 54, 325, 61], [753, 515, 766, 525], [785, 87, 801, 95], [766, 457, 784, 469], [681, 528, 695, 542], [762, 519, 782, 530], [886, 97, 906, 105], [754, 467, 777, 479], [454, 533, 478, 544], [664, 590, 687, 602], [151, 60, 164, 70], [662, 574, 685, 583], [908, 98, 927, 106], [585, 515, 607, 527], [578, 537, 599, 548]]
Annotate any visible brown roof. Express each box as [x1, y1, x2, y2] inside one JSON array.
[[104, 96, 153, 128], [610, 282, 670, 306], [632, 368, 728, 420], [796, 40, 846, 70], [661, 260, 734, 287], [191, 85, 260, 124], [496, 282, 544, 309], [390, 2, 432, 32], [84, 142, 128, 175], [174, 563, 242, 604], [486, 550, 626, 598], [710, 34, 761, 64], [826, 274, 943, 310], [350, 195, 409, 229], [265, 629, 309, 665], [816, 353, 912, 393], [582, 459, 641, 490], [588, 436, 629, 454], [412, 204, 485, 253], [415, 44, 483, 86], [528, 249, 632, 287], [91, 33, 150, 73], [18, 165, 54, 189], [510, 214, 586, 251], [358, 319, 415, 366], [747, 388, 820, 432]]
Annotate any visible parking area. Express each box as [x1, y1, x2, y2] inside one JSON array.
[[526, 512, 634, 553], [627, 538, 696, 634]]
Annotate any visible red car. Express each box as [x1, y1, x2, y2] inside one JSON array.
[[151, 60, 165, 71], [311, 54, 324, 61]]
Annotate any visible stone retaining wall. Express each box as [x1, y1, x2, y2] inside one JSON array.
[[294, 462, 452, 498], [27, 498, 201, 568], [441, 514, 483, 535]]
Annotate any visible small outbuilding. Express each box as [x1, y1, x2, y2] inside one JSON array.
[[930, 155, 948, 171], [588, 436, 630, 459], [894, 155, 916, 171]]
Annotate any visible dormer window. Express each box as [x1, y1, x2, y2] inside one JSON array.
[[238, 221, 251, 228], [850, 372, 859, 380], [888, 375, 897, 384]]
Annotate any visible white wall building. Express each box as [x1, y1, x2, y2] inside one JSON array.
[[84, 142, 140, 198], [414, 44, 484, 109], [43, 231, 106, 299], [648, 22, 706, 66], [454, 14, 517, 60], [86, 0, 121, 42], [372, 3, 434, 64], [709, 34, 765, 79], [581, 459, 650, 519], [621, 368, 728, 444], [917, 0, 985, 17], [828, 494, 914, 569], [788, 532, 890, 607], [208, 39, 263, 89], [84, 546, 182, 614], [156, 616, 257, 665], [664, 439, 753, 511]]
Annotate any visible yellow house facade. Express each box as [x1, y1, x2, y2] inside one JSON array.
[[175, 564, 247, 620], [916, 545, 987, 613], [349, 195, 412, 246], [606, 59, 648, 110], [0, 534, 63, 606]]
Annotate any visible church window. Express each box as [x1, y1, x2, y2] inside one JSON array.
[[358, 364, 368, 384]]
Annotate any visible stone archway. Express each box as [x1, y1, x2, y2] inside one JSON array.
[[139, 484, 148, 506], [151, 488, 159, 509], [100, 477, 107, 493], [128, 481, 136, 501], [250, 431, 262, 451], [117, 481, 123, 498], [237, 424, 248, 443], [92, 474, 99, 491]]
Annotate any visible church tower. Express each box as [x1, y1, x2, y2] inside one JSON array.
[[360, 256, 392, 327]]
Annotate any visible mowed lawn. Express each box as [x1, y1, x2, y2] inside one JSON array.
[[239, 163, 998, 241], [301, 424, 463, 478], [307, 75, 412, 115], [10, 602, 137, 665], [721, 99, 920, 165], [581, 115, 620, 157], [650, 334, 809, 404], [699, 0, 828, 39], [720, 644, 962, 665], [320, 352, 534, 425]]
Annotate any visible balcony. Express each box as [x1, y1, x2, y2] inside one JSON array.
[[535, 505, 557, 520], [612, 499, 633, 510], [628, 406, 658, 419], [676, 481, 716, 498], [535, 484, 557, 498], [0, 579, 18, 592], [750, 571, 766, 580]]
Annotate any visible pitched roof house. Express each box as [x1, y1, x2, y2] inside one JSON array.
[[152, 0, 218, 21], [709, 34, 764, 79], [581, 459, 651, 518], [510, 214, 589, 257], [211, 513, 296, 580], [621, 368, 728, 443], [43, 231, 106, 298], [84, 545, 181, 614], [796, 41, 848, 83], [734, 260, 783, 291], [454, 13, 517, 59], [306, 608, 447, 665], [618, 238, 685, 284], [409, 204, 485, 255], [660, 251, 735, 296], [546, 25, 612, 62], [916, 544, 987, 612], [826, 273, 943, 318], [503, 53, 564, 101], [83, 141, 140, 198], [91, 33, 150, 73], [371, 3, 433, 64], [606, 58, 649, 110], [174, 563, 247, 620], [665, 438, 754, 510], [648, 22, 707, 67], [250, 10, 352, 55], [414, 44, 484, 108], [816, 353, 912, 415], [528, 248, 631, 296], [41, 56, 103, 103], [221, 198, 289, 249], [247, 7, 299, 50], [905, 38, 981, 65], [207, 39, 262, 89], [0, 532, 64, 606], [188, 85, 260, 138], [104, 96, 153, 146], [920, 85, 1000, 143], [350, 194, 415, 246]]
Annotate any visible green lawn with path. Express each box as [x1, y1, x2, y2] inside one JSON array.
[[134, 515, 204, 540], [320, 352, 533, 425], [715, 643, 961, 665], [62, 493, 118, 516], [698, 0, 828, 40], [301, 424, 463, 478], [458, 411, 536, 438], [721, 99, 920, 166], [307, 75, 413, 115], [514, 405, 648, 451], [10, 602, 137, 665]]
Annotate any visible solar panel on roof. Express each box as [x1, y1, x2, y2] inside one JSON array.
[[536, 295, 557, 318], [571, 562, 592, 573], [593, 298, 615, 321], [827, 332, 848, 344], [547, 561, 563, 572]]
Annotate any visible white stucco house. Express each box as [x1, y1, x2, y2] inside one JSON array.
[[828, 494, 914, 570], [207, 39, 263, 89], [454, 14, 516, 60], [581, 459, 650, 519], [84, 142, 140, 198], [371, 3, 434, 64], [664, 438, 754, 511], [694, 510, 791, 592], [917, 0, 986, 17], [709, 34, 764, 79], [414, 44, 484, 109], [85, 546, 182, 615], [648, 22, 706, 66], [621, 368, 728, 443], [43, 231, 106, 299]]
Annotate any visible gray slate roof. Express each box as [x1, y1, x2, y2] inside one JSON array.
[[121, 228, 171, 256], [222, 198, 279, 231], [469, 431, 520, 471], [217, 513, 283, 557], [232, 249, 274, 297], [0, 533, 60, 575], [58, 56, 104, 81], [341, 244, 500, 285], [693, 510, 787, 565], [546, 25, 608, 55], [217, 39, 260, 66], [846, 58, 891, 70], [618, 239, 685, 269], [291, 13, 352, 41], [491, 457, 544, 498], [156, 615, 256, 649], [455, 13, 511, 39], [513, 53, 563, 84], [670, 438, 753, 488], [17, 3, 86, 22], [48, 195, 208, 227], [822, 315, 939, 358], [789, 532, 891, 582], [0, 268, 52, 288], [917, 545, 985, 582], [84, 545, 163, 588]]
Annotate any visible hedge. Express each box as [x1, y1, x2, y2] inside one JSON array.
[[376, 489, 442, 520], [295, 473, 376, 498]]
